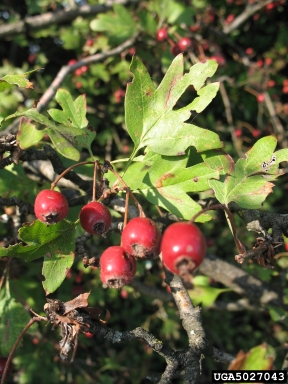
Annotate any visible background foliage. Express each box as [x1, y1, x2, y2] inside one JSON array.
[[0, 0, 288, 383]]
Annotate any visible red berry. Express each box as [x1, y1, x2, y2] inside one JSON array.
[[178, 37, 192, 52], [34, 189, 69, 224], [234, 128, 242, 137], [252, 129, 261, 138], [100, 246, 136, 288], [171, 44, 181, 56], [80, 65, 88, 73], [74, 68, 82, 76], [79, 202, 111, 235], [114, 89, 126, 103], [161, 222, 206, 276], [225, 14, 235, 24], [84, 332, 94, 338], [257, 94, 265, 103], [156, 28, 168, 42], [210, 55, 226, 65], [265, 57, 272, 65], [267, 80, 275, 88], [256, 60, 264, 68], [121, 217, 161, 259], [245, 47, 254, 55], [86, 39, 93, 46], [68, 59, 77, 66], [0, 357, 12, 375]]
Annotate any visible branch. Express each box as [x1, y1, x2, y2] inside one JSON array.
[[223, 0, 281, 35], [0, 0, 140, 40], [1, 34, 138, 136], [198, 253, 284, 308], [36, 34, 138, 112]]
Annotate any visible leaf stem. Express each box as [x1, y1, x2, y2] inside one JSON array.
[[189, 204, 246, 254]]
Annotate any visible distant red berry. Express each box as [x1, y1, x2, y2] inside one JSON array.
[[252, 129, 261, 138], [28, 54, 36, 63], [86, 39, 93, 46], [267, 80, 275, 88], [171, 44, 181, 56], [114, 89, 126, 103], [266, 2, 275, 10], [129, 47, 136, 55], [0, 357, 12, 376], [156, 28, 168, 42], [178, 37, 192, 52], [68, 59, 77, 66], [256, 60, 264, 67], [74, 68, 83, 77], [210, 55, 226, 65], [190, 25, 200, 32], [245, 47, 254, 55], [234, 128, 242, 137], [225, 14, 235, 24], [80, 65, 88, 73], [257, 94, 265, 103], [265, 57, 272, 65]]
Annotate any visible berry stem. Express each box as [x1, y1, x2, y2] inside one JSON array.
[[50, 161, 95, 190], [189, 204, 246, 254], [123, 187, 130, 230], [92, 161, 99, 202], [107, 164, 146, 218]]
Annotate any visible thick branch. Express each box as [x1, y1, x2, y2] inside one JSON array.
[[199, 254, 284, 308], [0, 0, 140, 40]]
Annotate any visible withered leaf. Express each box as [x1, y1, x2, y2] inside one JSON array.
[[63, 292, 90, 315]]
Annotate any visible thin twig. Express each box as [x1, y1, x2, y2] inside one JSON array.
[[0, 316, 47, 384], [223, 0, 280, 35]]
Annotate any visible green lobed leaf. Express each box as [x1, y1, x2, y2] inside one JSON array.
[[0, 69, 39, 92], [125, 55, 222, 156], [17, 117, 45, 149], [48, 89, 88, 129], [0, 219, 76, 262], [90, 4, 137, 44], [2, 107, 95, 160], [0, 296, 31, 356], [138, 153, 215, 221], [209, 136, 286, 209]]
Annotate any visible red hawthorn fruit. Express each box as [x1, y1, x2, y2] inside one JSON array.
[[161, 222, 206, 276], [156, 28, 168, 42], [178, 37, 192, 52]]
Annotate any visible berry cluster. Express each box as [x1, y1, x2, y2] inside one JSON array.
[[156, 27, 193, 56], [33, 162, 206, 290]]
